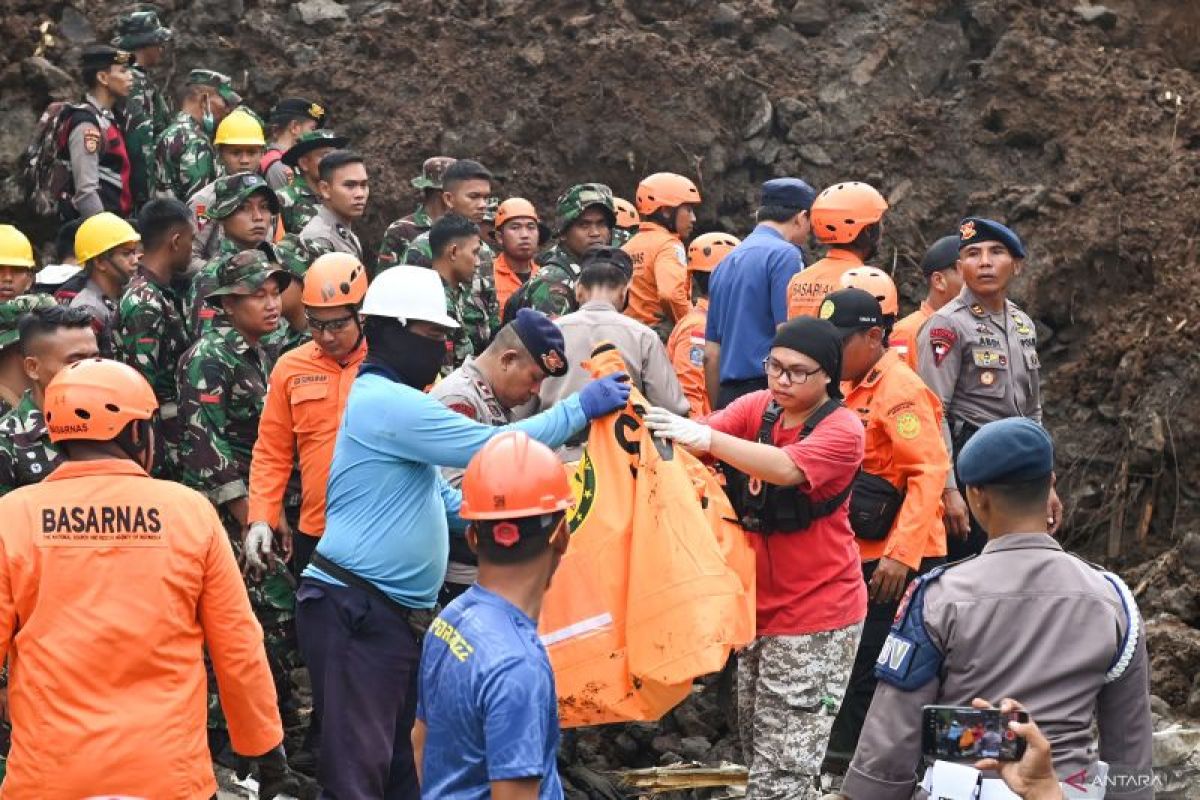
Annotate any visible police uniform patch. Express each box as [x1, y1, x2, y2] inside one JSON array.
[[969, 303, 986, 317], [447, 401, 477, 420], [83, 128, 101, 154], [971, 348, 1007, 368], [689, 344, 704, 367], [929, 327, 956, 367], [1013, 315, 1033, 336], [980, 370, 995, 386], [819, 299, 836, 320], [960, 220, 977, 241], [895, 411, 921, 439]]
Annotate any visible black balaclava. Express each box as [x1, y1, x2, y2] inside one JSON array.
[[363, 316, 446, 389]]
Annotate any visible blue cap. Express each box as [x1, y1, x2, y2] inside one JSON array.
[[761, 178, 817, 212], [511, 308, 569, 377], [958, 418, 1053, 486], [958, 217, 1027, 259]]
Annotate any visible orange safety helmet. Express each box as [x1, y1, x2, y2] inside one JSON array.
[[44, 358, 158, 443], [302, 252, 368, 308], [687, 232, 741, 272], [810, 181, 888, 245], [460, 431, 574, 521], [840, 266, 898, 316], [613, 197, 640, 229], [494, 197, 540, 229], [635, 172, 701, 216]]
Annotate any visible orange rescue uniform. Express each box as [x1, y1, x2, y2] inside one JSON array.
[[249, 337, 366, 535], [623, 220, 691, 328], [890, 299, 934, 371], [665, 298, 711, 417], [0, 459, 281, 799], [492, 252, 538, 312], [786, 248, 863, 319], [841, 350, 949, 568]]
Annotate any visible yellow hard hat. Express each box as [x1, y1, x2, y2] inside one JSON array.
[[0, 225, 35, 269], [75, 212, 140, 263], [214, 109, 266, 147]]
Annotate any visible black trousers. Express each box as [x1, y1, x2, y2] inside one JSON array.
[[823, 556, 946, 774], [716, 376, 768, 410]]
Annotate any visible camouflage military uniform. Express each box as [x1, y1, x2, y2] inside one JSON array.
[[0, 390, 62, 496], [402, 232, 500, 355], [113, 10, 174, 207], [153, 111, 215, 201], [376, 205, 432, 272], [737, 623, 863, 800], [518, 243, 585, 318], [186, 238, 240, 338], [176, 251, 301, 733], [276, 173, 321, 235], [509, 183, 617, 320], [114, 267, 191, 477]]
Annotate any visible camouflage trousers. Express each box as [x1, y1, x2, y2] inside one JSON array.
[[207, 514, 303, 732], [737, 623, 863, 800]]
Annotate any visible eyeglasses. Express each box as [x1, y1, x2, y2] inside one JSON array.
[[306, 314, 356, 334], [763, 357, 823, 386]]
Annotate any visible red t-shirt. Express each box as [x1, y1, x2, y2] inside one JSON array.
[[708, 390, 868, 636]]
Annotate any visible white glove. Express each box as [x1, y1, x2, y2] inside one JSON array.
[[644, 407, 713, 452], [245, 521, 274, 570]]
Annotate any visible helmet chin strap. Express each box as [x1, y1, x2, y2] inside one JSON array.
[[114, 420, 151, 468]]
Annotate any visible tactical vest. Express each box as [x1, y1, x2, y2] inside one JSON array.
[[66, 107, 133, 216], [726, 399, 852, 535]]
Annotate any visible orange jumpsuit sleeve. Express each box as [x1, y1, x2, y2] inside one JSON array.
[[199, 500, 284, 757], [880, 387, 950, 570], [654, 241, 692, 323], [668, 317, 710, 418], [247, 363, 296, 528]]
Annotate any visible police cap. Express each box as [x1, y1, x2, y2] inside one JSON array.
[[511, 308, 569, 378], [958, 217, 1027, 260]]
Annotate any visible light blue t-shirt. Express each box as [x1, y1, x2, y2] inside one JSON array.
[[417, 585, 563, 799], [303, 367, 586, 607]]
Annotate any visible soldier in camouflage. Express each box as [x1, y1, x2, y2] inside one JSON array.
[[375, 155, 454, 272], [188, 110, 268, 268], [185, 172, 280, 337], [0, 300, 99, 496], [152, 69, 240, 201], [507, 182, 617, 320], [0, 294, 41, 415], [401, 160, 500, 350], [175, 249, 303, 740], [478, 194, 499, 250], [424, 213, 491, 375], [277, 129, 347, 234], [113, 199, 195, 478], [112, 10, 173, 208]]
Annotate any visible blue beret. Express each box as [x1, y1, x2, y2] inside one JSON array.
[[958, 418, 1053, 486], [762, 178, 817, 212], [512, 308, 569, 377], [958, 217, 1027, 259]]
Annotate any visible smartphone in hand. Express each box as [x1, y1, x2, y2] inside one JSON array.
[[921, 705, 1028, 762]]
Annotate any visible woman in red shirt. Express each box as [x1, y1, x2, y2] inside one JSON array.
[[646, 316, 866, 800]]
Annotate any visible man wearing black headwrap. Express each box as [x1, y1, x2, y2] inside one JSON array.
[[646, 316, 866, 800]]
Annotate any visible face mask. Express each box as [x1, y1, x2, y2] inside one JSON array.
[[201, 108, 216, 137], [366, 321, 447, 390]]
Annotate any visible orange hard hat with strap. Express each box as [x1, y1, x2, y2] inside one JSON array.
[[810, 181, 888, 245], [635, 173, 701, 216], [613, 197, 640, 228], [302, 252, 368, 308], [687, 232, 740, 272], [460, 431, 573, 521], [840, 265, 898, 316], [44, 358, 158, 443]]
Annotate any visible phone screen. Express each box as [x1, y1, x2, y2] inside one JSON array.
[[921, 706, 1028, 762]]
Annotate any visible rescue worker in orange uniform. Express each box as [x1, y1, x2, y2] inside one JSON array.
[[786, 182, 888, 319], [622, 172, 702, 337], [817, 283, 950, 783], [666, 231, 740, 418], [491, 198, 549, 310], [247, 252, 369, 580], [890, 234, 962, 370], [0, 358, 296, 799]]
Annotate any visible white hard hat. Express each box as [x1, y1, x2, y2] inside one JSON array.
[[361, 266, 460, 329]]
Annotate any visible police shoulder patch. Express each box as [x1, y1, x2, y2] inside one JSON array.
[[446, 401, 477, 420]]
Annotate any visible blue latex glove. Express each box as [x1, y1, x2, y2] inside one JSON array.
[[578, 372, 632, 420]]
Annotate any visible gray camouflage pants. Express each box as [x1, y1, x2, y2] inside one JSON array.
[[738, 623, 864, 800]]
